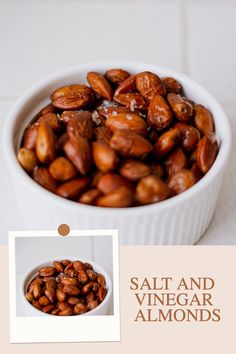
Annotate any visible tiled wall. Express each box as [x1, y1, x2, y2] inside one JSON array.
[[0, 0, 236, 244], [15, 235, 113, 274]]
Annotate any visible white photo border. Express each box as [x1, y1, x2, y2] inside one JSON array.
[[9, 229, 120, 343]]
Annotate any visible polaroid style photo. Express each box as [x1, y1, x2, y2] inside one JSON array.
[[9, 229, 120, 343]]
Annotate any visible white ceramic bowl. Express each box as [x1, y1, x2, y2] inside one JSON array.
[[3, 61, 231, 244], [21, 258, 112, 316]]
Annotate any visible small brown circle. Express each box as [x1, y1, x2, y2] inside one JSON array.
[[58, 224, 70, 236]]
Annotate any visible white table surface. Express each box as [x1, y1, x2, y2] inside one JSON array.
[[0, 0, 236, 245]]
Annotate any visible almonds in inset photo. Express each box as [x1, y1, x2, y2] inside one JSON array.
[[25, 258, 108, 316]]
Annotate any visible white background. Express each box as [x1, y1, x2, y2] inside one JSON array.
[[0, 0, 236, 244]]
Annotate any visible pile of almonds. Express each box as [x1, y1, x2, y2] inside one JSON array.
[[25, 259, 107, 316], [17, 69, 219, 207]]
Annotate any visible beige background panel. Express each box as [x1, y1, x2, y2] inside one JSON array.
[[1, 245, 235, 353]]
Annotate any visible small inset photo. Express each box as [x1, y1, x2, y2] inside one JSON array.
[[9, 229, 120, 343]]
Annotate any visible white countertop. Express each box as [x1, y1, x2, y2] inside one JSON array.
[[0, 0, 236, 245]]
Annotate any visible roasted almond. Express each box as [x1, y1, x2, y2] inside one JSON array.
[[44, 277, 57, 289], [168, 169, 195, 195], [38, 113, 62, 133], [105, 68, 130, 85], [32, 300, 42, 310], [23, 123, 39, 150], [51, 84, 94, 110], [94, 126, 112, 145], [167, 93, 193, 123], [39, 104, 56, 116], [39, 266, 55, 277], [114, 74, 137, 95], [39, 296, 50, 306], [96, 186, 134, 207], [33, 282, 41, 299], [87, 299, 99, 310], [63, 285, 80, 296], [60, 277, 78, 286], [58, 302, 73, 311], [78, 270, 89, 284], [97, 287, 107, 302], [53, 261, 64, 273], [64, 268, 78, 277], [174, 122, 200, 151], [33, 167, 57, 192], [154, 128, 180, 158], [92, 142, 118, 172], [64, 262, 73, 272], [67, 111, 93, 140], [148, 95, 173, 130], [36, 122, 57, 164], [51, 308, 60, 315], [26, 292, 33, 302], [86, 291, 95, 303], [81, 281, 93, 295], [73, 260, 84, 271], [97, 173, 132, 194], [74, 303, 87, 315], [64, 137, 91, 175], [161, 77, 182, 94], [87, 72, 113, 101], [78, 189, 101, 205], [86, 269, 97, 281], [106, 109, 147, 136], [110, 129, 153, 157], [92, 282, 100, 292], [42, 304, 55, 313], [17, 148, 37, 173], [136, 71, 166, 101], [164, 147, 187, 176], [44, 288, 56, 303], [49, 157, 77, 181], [136, 175, 170, 205], [67, 297, 80, 305], [196, 133, 219, 173], [194, 104, 214, 136], [64, 262, 73, 273], [119, 160, 150, 181], [57, 177, 89, 200], [58, 309, 74, 316], [58, 308, 73, 316], [61, 259, 71, 266], [114, 93, 148, 112]]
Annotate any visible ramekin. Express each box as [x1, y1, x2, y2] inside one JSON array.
[[3, 61, 231, 245], [21, 258, 112, 316]]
